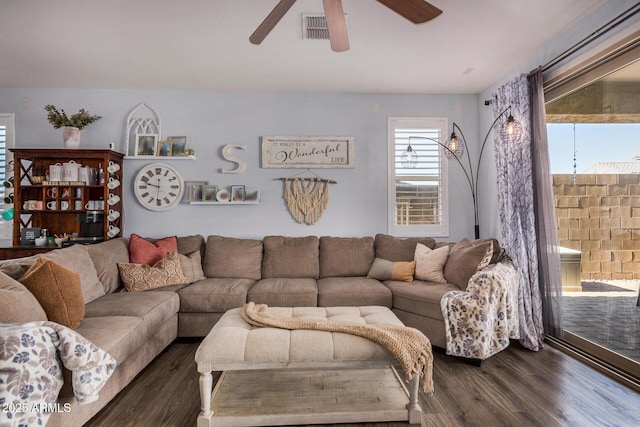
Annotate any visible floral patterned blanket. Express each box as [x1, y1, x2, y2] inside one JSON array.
[[440, 261, 520, 360], [0, 321, 116, 427]]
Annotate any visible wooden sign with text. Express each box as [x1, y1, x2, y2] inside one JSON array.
[[261, 136, 355, 168]]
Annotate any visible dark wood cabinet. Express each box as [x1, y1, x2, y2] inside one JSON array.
[[10, 149, 124, 246]]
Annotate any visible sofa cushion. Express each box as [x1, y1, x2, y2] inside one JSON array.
[[0, 258, 35, 280], [367, 258, 415, 282], [443, 238, 493, 290], [179, 251, 206, 283], [262, 236, 319, 279], [414, 243, 449, 283], [203, 235, 263, 280], [43, 244, 105, 303], [84, 290, 179, 337], [19, 258, 85, 329], [374, 234, 436, 262], [74, 316, 146, 365], [473, 238, 502, 264], [129, 233, 178, 265], [319, 236, 374, 278], [317, 277, 392, 307], [248, 278, 318, 306], [118, 251, 188, 292], [177, 234, 206, 257], [0, 271, 47, 323], [86, 237, 130, 293], [178, 278, 256, 312], [385, 279, 459, 320]]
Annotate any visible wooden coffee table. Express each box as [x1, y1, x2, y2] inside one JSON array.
[[195, 306, 424, 427]]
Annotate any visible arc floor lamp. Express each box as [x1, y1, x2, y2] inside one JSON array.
[[406, 106, 523, 239]]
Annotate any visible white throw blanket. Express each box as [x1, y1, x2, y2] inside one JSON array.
[[441, 261, 520, 359], [0, 321, 116, 427], [241, 302, 433, 393]]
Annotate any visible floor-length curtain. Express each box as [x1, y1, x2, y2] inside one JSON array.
[[492, 74, 545, 351], [529, 69, 564, 338]]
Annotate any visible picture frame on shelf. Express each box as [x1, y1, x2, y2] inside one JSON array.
[[245, 189, 260, 202], [169, 136, 187, 156], [135, 134, 158, 156], [231, 185, 245, 202], [157, 140, 172, 157], [187, 180, 208, 202], [203, 185, 219, 202]]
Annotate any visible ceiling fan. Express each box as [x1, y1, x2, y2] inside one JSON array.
[[249, 0, 442, 52]]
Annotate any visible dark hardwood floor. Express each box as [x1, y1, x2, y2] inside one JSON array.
[[86, 339, 640, 427]]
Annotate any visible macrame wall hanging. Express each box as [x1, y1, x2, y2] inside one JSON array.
[[278, 173, 337, 225]]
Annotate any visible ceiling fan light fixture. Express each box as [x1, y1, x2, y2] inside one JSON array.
[[251, 0, 442, 50]]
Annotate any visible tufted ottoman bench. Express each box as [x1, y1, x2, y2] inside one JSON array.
[[195, 306, 423, 427]]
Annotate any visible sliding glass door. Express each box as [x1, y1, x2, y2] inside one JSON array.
[[546, 58, 640, 380]]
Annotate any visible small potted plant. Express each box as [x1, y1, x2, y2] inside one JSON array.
[[44, 105, 102, 148]]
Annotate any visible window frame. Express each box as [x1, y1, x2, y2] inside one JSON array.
[[387, 116, 449, 237]]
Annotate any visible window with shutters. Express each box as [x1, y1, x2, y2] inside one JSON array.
[[387, 117, 449, 237], [0, 114, 15, 240]]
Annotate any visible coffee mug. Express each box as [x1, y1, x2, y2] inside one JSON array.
[[1, 207, 13, 221], [61, 187, 70, 199], [107, 161, 120, 174], [85, 200, 96, 210], [35, 201, 43, 210], [107, 177, 121, 189], [46, 188, 57, 198], [96, 198, 105, 210], [3, 176, 14, 188], [107, 194, 120, 206], [74, 200, 83, 210], [4, 193, 14, 204], [46, 201, 56, 210], [107, 209, 120, 222], [75, 187, 82, 198], [107, 225, 120, 238], [60, 200, 69, 210], [23, 200, 32, 210]]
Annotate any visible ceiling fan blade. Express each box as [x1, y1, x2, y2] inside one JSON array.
[[377, 0, 442, 24], [322, 0, 349, 52], [249, 0, 297, 45]]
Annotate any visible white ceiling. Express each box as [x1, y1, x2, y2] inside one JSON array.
[[0, 0, 606, 94]]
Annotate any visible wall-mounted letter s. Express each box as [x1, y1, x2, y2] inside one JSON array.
[[221, 144, 246, 174]]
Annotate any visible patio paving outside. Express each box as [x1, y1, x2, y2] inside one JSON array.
[[562, 280, 640, 363]]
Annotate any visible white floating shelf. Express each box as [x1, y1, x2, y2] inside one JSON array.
[[124, 155, 196, 160], [189, 200, 259, 205]]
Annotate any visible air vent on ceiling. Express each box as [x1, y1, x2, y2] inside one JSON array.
[[302, 14, 329, 40], [302, 13, 348, 40]]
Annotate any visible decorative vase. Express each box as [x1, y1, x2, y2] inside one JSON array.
[[62, 126, 81, 149]]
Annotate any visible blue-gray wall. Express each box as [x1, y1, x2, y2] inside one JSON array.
[[3, 1, 635, 242], [0, 89, 479, 240]]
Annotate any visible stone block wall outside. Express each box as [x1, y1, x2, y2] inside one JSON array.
[[553, 174, 640, 280]]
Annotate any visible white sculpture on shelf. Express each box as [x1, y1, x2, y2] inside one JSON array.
[[124, 102, 162, 156]]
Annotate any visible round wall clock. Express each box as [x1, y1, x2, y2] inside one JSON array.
[[133, 163, 185, 211]]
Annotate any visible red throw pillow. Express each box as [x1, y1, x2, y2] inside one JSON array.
[[128, 233, 178, 266]]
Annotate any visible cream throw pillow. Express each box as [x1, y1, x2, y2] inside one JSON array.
[[118, 251, 188, 292], [414, 243, 449, 283]]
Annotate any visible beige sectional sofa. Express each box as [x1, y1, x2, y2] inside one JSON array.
[[0, 233, 518, 426]]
